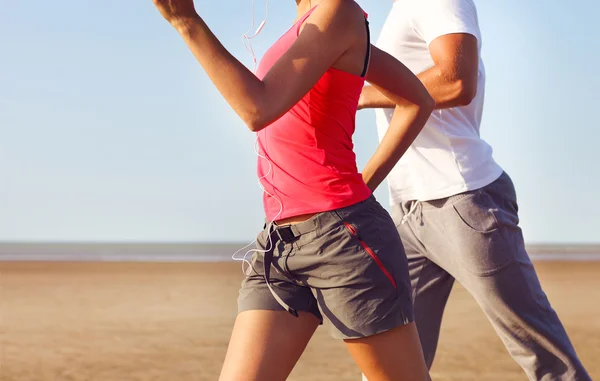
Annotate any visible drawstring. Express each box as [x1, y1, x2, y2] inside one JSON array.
[[259, 224, 299, 318], [263, 247, 299, 317], [401, 200, 422, 225], [251, 219, 316, 318]]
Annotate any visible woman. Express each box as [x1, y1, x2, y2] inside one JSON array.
[[152, 0, 434, 380]]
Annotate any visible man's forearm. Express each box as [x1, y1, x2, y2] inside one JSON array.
[[360, 65, 471, 110]]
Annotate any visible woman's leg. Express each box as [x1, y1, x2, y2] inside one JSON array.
[[227, 222, 325, 381], [284, 197, 430, 380], [346, 323, 430, 381], [219, 310, 320, 381]]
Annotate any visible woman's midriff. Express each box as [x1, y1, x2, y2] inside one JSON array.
[[275, 212, 318, 226]]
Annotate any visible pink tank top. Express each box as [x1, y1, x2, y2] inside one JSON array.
[[256, 6, 372, 221]]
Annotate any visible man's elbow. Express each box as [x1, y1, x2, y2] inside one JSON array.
[[454, 78, 477, 106]]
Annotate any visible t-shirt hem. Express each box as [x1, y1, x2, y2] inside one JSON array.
[[388, 167, 504, 205]]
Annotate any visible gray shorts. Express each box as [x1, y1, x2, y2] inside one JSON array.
[[238, 196, 414, 340]]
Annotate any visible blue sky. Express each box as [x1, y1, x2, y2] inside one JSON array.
[[0, 0, 598, 244]]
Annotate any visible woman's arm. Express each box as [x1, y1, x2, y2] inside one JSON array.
[[359, 33, 480, 110], [361, 46, 434, 191], [153, 0, 366, 132]]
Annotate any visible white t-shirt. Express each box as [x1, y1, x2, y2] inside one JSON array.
[[375, 0, 503, 204]]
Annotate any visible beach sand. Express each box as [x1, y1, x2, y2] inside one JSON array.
[[0, 261, 598, 380]]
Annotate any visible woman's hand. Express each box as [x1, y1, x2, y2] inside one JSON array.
[[152, 0, 199, 29]]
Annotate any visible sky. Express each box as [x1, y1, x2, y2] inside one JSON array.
[[0, 0, 598, 244]]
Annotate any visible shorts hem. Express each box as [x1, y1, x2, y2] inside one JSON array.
[[238, 305, 324, 324], [330, 312, 414, 340]]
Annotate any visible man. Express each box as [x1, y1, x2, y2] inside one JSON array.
[[359, 0, 591, 379]]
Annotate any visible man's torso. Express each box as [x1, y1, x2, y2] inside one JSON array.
[[376, 0, 503, 203]]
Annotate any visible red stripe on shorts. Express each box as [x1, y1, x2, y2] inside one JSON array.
[[344, 222, 397, 289]]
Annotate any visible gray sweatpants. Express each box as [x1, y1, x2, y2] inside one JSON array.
[[389, 172, 590, 380]]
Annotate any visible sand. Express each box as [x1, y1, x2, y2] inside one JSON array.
[[0, 261, 598, 381]]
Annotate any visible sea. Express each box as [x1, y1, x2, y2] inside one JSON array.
[[0, 242, 599, 262]]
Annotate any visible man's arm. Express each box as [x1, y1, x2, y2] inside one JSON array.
[[359, 33, 479, 110], [360, 46, 434, 191]]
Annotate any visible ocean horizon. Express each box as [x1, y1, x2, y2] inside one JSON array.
[[0, 242, 599, 262]]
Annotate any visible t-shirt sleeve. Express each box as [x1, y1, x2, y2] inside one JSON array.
[[411, 0, 481, 46]]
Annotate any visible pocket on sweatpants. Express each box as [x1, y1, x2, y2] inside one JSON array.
[[445, 191, 516, 276], [452, 191, 499, 233]]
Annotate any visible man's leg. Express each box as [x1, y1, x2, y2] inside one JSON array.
[[362, 203, 454, 381], [428, 172, 591, 380], [460, 255, 590, 380], [393, 203, 456, 369]]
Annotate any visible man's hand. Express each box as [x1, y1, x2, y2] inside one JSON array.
[[152, 0, 200, 30]]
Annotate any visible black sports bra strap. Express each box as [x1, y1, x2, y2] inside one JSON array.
[[360, 17, 371, 78]]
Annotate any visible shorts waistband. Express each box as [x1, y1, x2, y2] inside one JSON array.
[[262, 195, 376, 243]]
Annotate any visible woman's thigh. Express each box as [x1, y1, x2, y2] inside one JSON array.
[[219, 310, 320, 381], [348, 322, 430, 381]]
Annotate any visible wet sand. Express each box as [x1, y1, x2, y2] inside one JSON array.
[[0, 261, 597, 380]]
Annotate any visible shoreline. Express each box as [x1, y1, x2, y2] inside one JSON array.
[[1, 242, 599, 262]]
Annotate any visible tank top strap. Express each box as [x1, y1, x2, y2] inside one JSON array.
[[294, 5, 319, 35], [294, 6, 369, 35]]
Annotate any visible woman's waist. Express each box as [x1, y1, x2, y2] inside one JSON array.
[[266, 192, 376, 228], [263, 178, 372, 224], [275, 212, 319, 226]]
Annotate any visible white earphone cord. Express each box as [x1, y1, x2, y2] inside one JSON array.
[[241, 0, 269, 73], [232, 0, 280, 276], [231, 137, 282, 275]]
